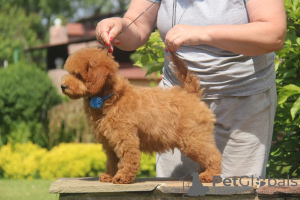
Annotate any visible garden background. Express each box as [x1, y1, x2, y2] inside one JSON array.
[[0, 0, 299, 199]]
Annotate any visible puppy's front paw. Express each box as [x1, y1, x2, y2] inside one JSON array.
[[112, 173, 135, 184], [199, 171, 213, 183], [99, 173, 113, 182]]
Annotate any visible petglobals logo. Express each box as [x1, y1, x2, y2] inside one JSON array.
[[212, 175, 298, 187], [181, 172, 298, 198]]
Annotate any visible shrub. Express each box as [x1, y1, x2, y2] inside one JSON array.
[[40, 143, 156, 179], [0, 62, 62, 147], [40, 143, 106, 179], [139, 153, 156, 177], [130, 30, 165, 79], [0, 142, 47, 179], [267, 0, 300, 178], [0, 143, 156, 179], [48, 99, 94, 148]]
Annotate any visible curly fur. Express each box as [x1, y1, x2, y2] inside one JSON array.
[[61, 47, 222, 184]]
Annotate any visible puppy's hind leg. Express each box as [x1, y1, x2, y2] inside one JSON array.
[[179, 137, 222, 183], [100, 146, 119, 182]]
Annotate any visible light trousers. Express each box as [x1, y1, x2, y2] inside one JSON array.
[[156, 82, 277, 179]]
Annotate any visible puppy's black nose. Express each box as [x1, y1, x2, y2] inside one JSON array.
[[61, 85, 68, 92]]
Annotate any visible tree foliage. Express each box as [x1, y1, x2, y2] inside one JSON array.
[[130, 30, 165, 79], [0, 0, 130, 66], [0, 5, 43, 64]]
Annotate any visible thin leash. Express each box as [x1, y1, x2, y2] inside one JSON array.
[[172, 0, 177, 28], [117, 1, 157, 37]]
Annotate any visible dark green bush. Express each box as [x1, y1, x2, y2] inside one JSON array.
[[0, 62, 62, 148], [267, 0, 300, 178]]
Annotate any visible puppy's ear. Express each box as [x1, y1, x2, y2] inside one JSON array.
[[86, 60, 109, 95]]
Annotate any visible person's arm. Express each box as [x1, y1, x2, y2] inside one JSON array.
[[96, 0, 160, 52], [165, 0, 286, 56]]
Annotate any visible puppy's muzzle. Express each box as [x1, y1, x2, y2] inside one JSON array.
[[61, 84, 68, 92]]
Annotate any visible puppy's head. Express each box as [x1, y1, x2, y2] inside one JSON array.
[[61, 48, 119, 99]]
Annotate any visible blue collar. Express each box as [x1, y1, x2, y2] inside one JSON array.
[[89, 93, 114, 109]]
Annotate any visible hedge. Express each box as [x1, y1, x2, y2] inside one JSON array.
[[0, 62, 62, 148], [0, 143, 156, 179]]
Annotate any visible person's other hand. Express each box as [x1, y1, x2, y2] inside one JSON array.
[[165, 24, 208, 52]]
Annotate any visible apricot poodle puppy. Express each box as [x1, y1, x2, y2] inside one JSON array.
[[61, 47, 222, 184]]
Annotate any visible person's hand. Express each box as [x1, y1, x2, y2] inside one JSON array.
[[96, 17, 123, 53], [165, 24, 208, 52]]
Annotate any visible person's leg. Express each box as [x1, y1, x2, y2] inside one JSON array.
[[261, 83, 277, 178], [213, 83, 276, 178], [156, 83, 277, 178], [156, 148, 198, 177]]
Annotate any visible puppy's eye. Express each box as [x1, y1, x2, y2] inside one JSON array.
[[76, 74, 83, 80]]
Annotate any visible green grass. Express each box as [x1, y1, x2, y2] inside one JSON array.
[[0, 179, 59, 200]]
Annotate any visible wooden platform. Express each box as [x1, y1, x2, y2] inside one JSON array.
[[50, 177, 300, 200]]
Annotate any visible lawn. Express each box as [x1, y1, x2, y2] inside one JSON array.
[[0, 179, 58, 200]]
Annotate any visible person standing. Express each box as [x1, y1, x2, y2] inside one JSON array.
[[96, 0, 286, 178]]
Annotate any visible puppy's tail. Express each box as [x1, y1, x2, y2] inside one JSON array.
[[169, 52, 203, 98]]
